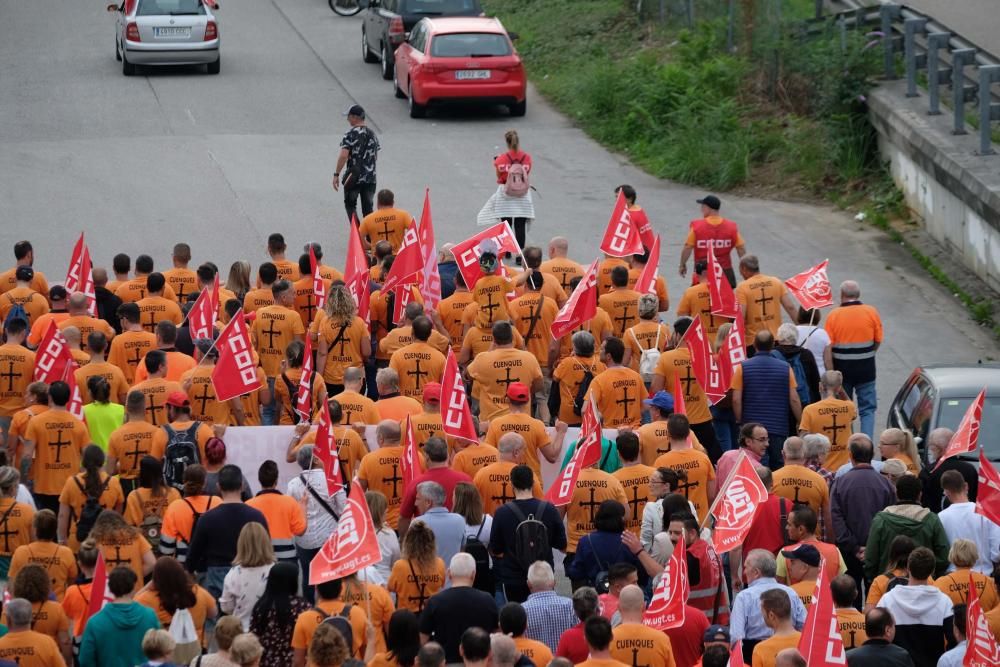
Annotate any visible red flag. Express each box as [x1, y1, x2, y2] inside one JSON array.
[[643, 534, 688, 629], [309, 482, 382, 585], [310, 246, 327, 314], [188, 287, 216, 341], [441, 350, 478, 443], [312, 400, 344, 496], [798, 564, 846, 666], [211, 309, 262, 401], [401, 415, 423, 494], [295, 336, 315, 423], [975, 449, 1000, 527], [65, 233, 96, 316], [934, 389, 986, 470], [345, 216, 371, 322], [717, 314, 747, 392], [730, 641, 746, 667], [966, 570, 1000, 665], [551, 259, 599, 340], [64, 362, 84, 422], [392, 284, 416, 326], [381, 222, 423, 293], [634, 235, 660, 296], [450, 222, 522, 290], [673, 374, 687, 416], [546, 399, 602, 505], [785, 260, 834, 310], [84, 552, 114, 624], [707, 244, 739, 318], [210, 271, 221, 318], [417, 189, 442, 311], [599, 191, 644, 258], [681, 315, 727, 405], [709, 452, 769, 554], [33, 321, 74, 383]]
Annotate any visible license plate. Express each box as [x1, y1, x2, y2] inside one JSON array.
[[154, 26, 191, 37], [456, 69, 491, 80]]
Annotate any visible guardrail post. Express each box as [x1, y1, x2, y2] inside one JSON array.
[[926, 32, 951, 115], [881, 4, 902, 79], [978, 65, 1000, 155], [838, 16, 847, 53], [814, 0, 823, 20], [686, 0, 694, 27], [904, 18, 927, 97], [951, 48, 976, 135]]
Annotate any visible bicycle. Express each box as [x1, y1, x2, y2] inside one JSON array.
[[329, 0, 362, 16]]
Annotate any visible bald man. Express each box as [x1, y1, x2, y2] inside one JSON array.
[[539, 237, 584, 294], [357, 419, 406, 529], [611, 584, 677, 666]]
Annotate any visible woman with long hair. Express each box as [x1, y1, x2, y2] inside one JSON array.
[[878, 427, 921, 473], [367, 490, 400, 582], [452, 482, 492, 592], [274, 340, 327, 425], [220, 522, 277, 630], [365, 609, 420, 667], [159, 464, 221, 563], [865, 535, 917, 611], [82, 376, 125, 450], [136, 556, 217, 651], [123, 456, 180, 554], [479, 129, 534, 259], [89, 509, 155, 591], [6, 563, 72, 662], [249, 561, 310, 667], [387, 522, 445, 614], [225, 261, 252, 302], [315, 284, 371, 396], [58, 444, 124, 551]]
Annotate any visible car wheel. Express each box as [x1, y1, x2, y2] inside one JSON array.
[[380, 43, 394, 80], [122, 51, 136, 76], [509, 99, 526, 117], [362, 28, 377, 63], [115, 39, 122, 62], [408, 84, 426, 118], [207, 56, 221, 74], [393, 69, 405, 99]]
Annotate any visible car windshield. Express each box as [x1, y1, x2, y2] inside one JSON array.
[[430, 33, 510, 58], [938, 394, 1000, 459], [136, 0, 206, 16], [407, 0, 479, 14]]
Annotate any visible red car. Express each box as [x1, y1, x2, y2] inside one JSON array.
[[393, 17, 527, 118]]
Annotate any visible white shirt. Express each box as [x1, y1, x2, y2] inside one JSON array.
[[285, 469, 347, 550], [219, 563, 273, 630], [797, 325, 830, 375], [937, 640, 966, 667], [939, 502, 1000, 573], [375, 526, 401, 583]]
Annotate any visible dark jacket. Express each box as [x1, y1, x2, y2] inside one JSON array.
[[864, 502, 950, 579], [846, 639, 915, 667], [831, 463, 895, 555], [919, 457, 978, 513], [773, 343, 821, 404], [567, 530, 648, 587], [438, 261, 458, 299], [95, 286, 123, 334], [877, 584, 956, 667]]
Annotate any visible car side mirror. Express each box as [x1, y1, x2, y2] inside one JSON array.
[[507, 31, 519, 41], [106, 3, 120, 12]]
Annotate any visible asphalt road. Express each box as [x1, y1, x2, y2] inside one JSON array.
[[0, 0, 996, 425]]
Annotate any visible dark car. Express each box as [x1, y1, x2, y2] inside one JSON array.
[[887, 363, 1000, 461], [360, 0, 482, 80]]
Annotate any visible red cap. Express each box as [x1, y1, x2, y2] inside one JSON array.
[[507, 382, 530, 403], [422, 382, 442, 404], [165, 391, 190, 408]]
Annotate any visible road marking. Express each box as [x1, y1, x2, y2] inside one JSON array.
[[186, 108, 196, 125]]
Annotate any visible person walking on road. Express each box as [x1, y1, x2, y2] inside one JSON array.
[[333, 104, 380, 224], [478, 130, 534, 261], [678, 195, 746, 287]]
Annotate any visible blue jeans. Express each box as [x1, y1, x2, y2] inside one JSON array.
[[843, 379, 877, 439], [261, 377, 277, 425], [201, 565, 230, 600], [710, 405, 738, 453]]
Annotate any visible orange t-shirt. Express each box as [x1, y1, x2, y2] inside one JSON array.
[[557, 307, 614, 363], [0, 599, 69, 643], [585, 365, 645, 429], [107, 421, 167, 480], [136, 585, 217, 646], [136, 296, 183, 332], [653, 348, 712, 424], [0, 287, 49, 326], [472, 274, 514, 329], [243, 287, 275, 314], [772, 464, 829, 513], [460, 326, 525, 361], [610, 623, 677, 667], [330, 390, 381, 427], [509, 293, 560, 367], [161, 495, 220, 561], [653, 448, 715, 523], [452, 444, 499, 479], [751, 632, 801, 667], [271, 259, 300, 283], [357, 446, 405, 529], [317, 316, 369, 385], [273, 367, 326, 425], [97, 530, 152, 592], [597, 258, 628, 296], [251, 305, 305, 378], [292, 276, 330, 329], [389, 342, 446, 399], [437, 290, 475, 352], [291, 598, 369, 659], [735, 274, 788, 339], [246, 491, 306, 542], [514, 637, 554, 667], [74, 361, 129, 404], [636, 420, 705, 466], [58, 472, 125, 551], [677, 282, 722, 339], [551, 355, 607, 425], [180, 365, 231, 426], [598, 289, 642, 338], [163, 267, 198, 303], [107, 330, 157, 384], [115, 277, 177, 303], [133, 350, 197, 385], [0, 343, 36, 417], [58, 315, 115, 349], [24, 410, 89, 495], [8, 404, 48, 469], [798, 398, 857, 472], [473, 461, 542, 516], [124, 486, 182, 543], [231, 366, 267, 426], [63, 580, 94, 637], [130, 378, 183, 427], [342, 579, 394, 655], [0, 498, 34, 560], [360, 208, 414, 254], [387, 557, 446, 614], [378, 325, 450, 361], [9, 541, 78, 600], [483, 413, 551, 480], [566, 468, 628, 552], [27, 311, 71, 348], [0, 628, 64, 666], [375, 396, 422, 424], [539, 257, 584, 293], [837, 607, 868, 649], [466, 349, 542, 422], [0, 268, 49, 298], [612, 465, 655, 535]]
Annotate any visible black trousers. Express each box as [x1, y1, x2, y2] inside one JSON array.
[[691, 420, 723, 465], [512, 217, 529, 250], [344, 182, 376, 224]]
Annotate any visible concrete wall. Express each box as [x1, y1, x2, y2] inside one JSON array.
[[868, 80, 1000, 293]]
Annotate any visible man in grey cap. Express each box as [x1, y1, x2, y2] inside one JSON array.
[[332, 104, 380, 224]]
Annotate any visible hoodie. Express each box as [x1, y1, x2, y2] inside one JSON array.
[[864, 503, 950, 580], [78, 601, 161, 667], [876, 584, 955, 667]]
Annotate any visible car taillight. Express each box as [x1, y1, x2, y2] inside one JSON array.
[[388, 17, 404, 43], [421, 63, 445, 73], [204, 20, 217, 40], [126, 22, 140, 41]]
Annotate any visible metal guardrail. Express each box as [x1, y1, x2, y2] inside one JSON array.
[[825, 0, 1000, 155]]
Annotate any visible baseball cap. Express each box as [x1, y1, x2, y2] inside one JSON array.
[[507, 382, 530, 403], [49, 285, 68, 301], [642, 390, 674, 412], [165, 391, 190, 408], [345, 104, 366, 119], [703, 625, 730, 643], [696, 195, 722, 210], [422, 382, 442, 405], [782, 543, 822, 567], [15, 266, 33, 282]]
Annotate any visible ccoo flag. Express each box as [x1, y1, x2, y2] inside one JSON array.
[[599, 191, 644, 258], [211, 309, 262, 401]]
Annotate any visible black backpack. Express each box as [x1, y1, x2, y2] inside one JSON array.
[[573, 368, 595, 417], [315, 604, 354, 653], [182, 496, 214, 544], [462, 519, 493, 594], [74, 475, 111, 542], [508, 501, 551, 572], [163, 422, 202, 490]]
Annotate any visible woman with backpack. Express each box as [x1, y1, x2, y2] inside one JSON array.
[[135, 556, 217, 662], [160, 464, 221, 565], [5, 563, 73, 663], [124, 456, 181, 555], [865, 535, 917, 611], [62, 538, 100, 657], [90, 510, 156, 592], [387, 522, 445, 614], [314, 284, 371, 397], [57, 444, 124, 551], [249, 561, 311, 667], [478, 130, 535, 261], [622, 294, 671, 387], [220, 522, 276, 630], [453, 482, 494, 594]]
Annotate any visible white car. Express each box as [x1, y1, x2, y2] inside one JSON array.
[[108, 0, 221, 75]]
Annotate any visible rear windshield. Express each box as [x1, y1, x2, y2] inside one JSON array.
[[430, 33, 511, 58], [137, 0, 207, 16], [939, 395, 1000, 459], [405, 0, 480, 14]]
